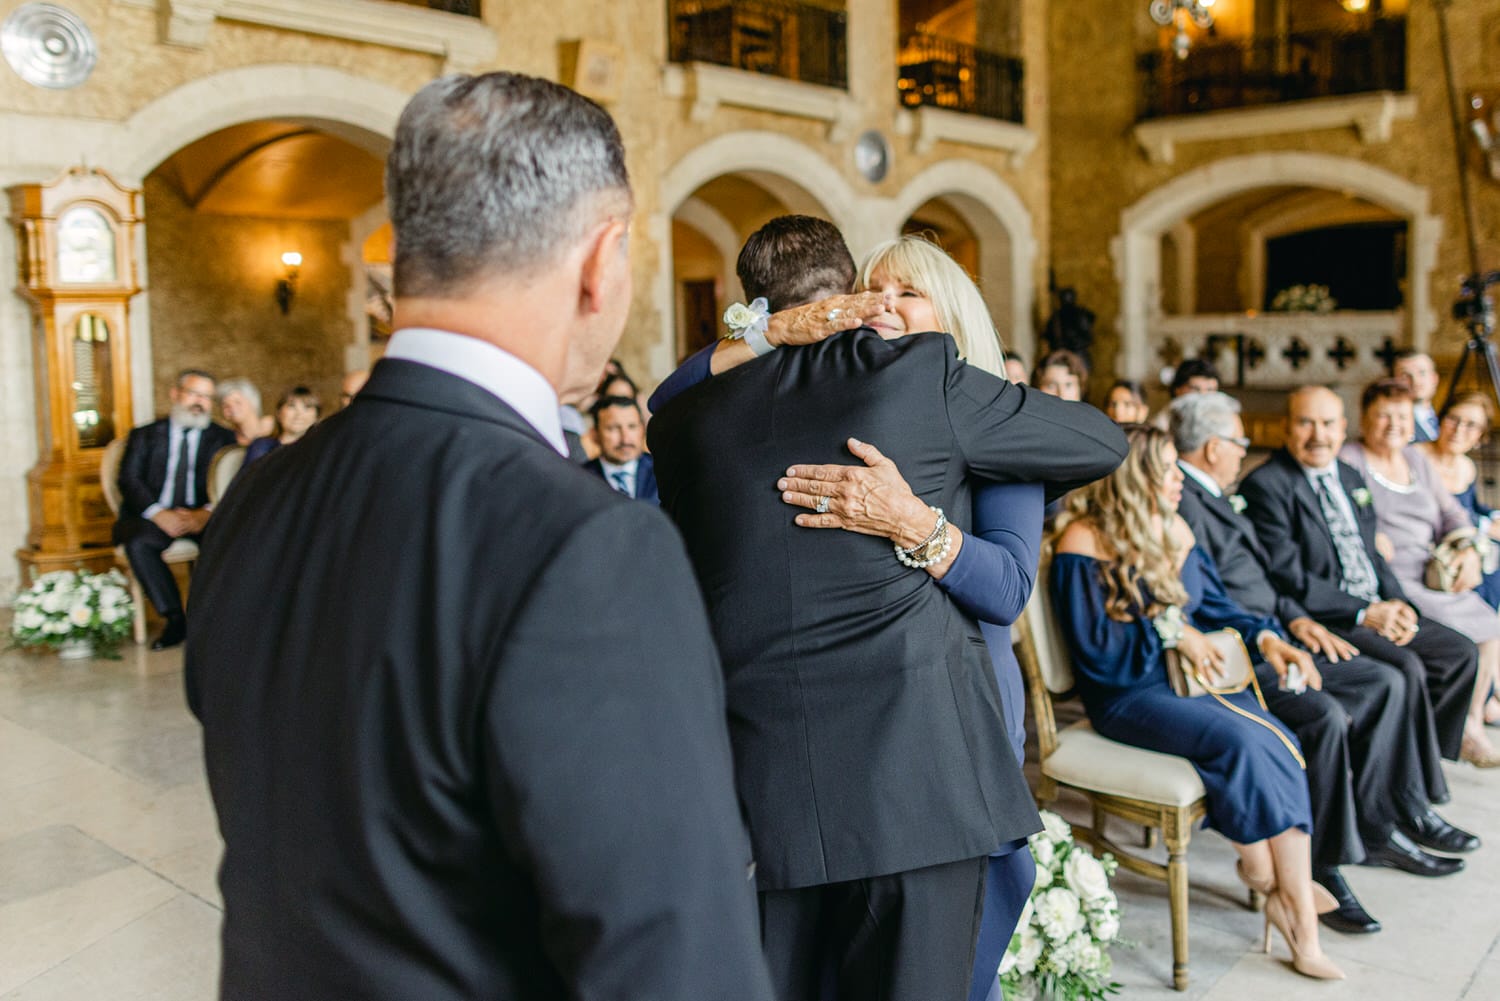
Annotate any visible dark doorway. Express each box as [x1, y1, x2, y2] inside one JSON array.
[[680, 279, 720, 360], [1264, 221, 1406, 311]]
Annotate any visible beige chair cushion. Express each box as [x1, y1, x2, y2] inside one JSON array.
[[1043, 721, 1206, 807], [117, 539, 199, 565]]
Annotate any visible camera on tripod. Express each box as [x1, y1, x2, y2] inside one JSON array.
[[1454, 271, 1500, 338]]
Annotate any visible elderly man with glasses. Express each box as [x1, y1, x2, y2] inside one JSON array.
[[1171, 391, 1474, 939]]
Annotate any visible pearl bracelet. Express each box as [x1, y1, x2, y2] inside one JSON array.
[[895, 507, 950, 569]]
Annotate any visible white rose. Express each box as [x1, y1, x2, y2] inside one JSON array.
[[1090, 908, 1120, 942], [99, 606, 121, 625], [1014, 923, 1043, 976], [45, 619, 69, 634], [40, 591, 67, 614], [18, 609, 45, 630], [723, 302, 756, 330], [1008, 977, 1039, 1001], [1056, 933, 1104, 978], [1039, 811, 1073, 844], [1031, 858, 1051, 892], [1031, 837, 1057, 874], [1034, 887, 1085, 943], [1064, 851, 1111, 903], [1015, 894, 1033, 933], [68, 605, 93, 627]]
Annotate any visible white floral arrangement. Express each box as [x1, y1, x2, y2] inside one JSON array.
[[1001, 810, 1124, 1001], [1269, 284, 1337, 313], [10, 569, 133, 659]]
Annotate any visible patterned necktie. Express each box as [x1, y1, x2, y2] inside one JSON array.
[[1315, 473, 1379, 603], [609, 471, 631, 496]]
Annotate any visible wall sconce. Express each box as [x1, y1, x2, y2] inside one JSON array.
[[1149, 0, 1215, 60], [275, 251, 302, 314], [1340, 0, 1371, 12], [1472, 93, 1500, 182]]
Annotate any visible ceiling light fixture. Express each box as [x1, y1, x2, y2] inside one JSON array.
[[1149, 0, 1215, 60]]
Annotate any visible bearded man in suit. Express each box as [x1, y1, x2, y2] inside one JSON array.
[[185, 72, 774, 1001], [113, 368, 236, 649], [649, 215, 1127, 1001]]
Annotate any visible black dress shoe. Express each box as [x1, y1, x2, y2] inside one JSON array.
[[1313, 868, 1381, 935], [1400, 809, 1481, 854], [1363, 830, 1465, 876], [151, 615, 187, 651]]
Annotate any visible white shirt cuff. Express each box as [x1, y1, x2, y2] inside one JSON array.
[[142, 503, 164, 520]]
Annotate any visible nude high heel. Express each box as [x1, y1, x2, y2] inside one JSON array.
[[1236, 860, 1338, 913], [1263, 892, 1346, 981]]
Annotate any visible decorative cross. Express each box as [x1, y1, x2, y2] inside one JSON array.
[[1244, 337, 1266, 371], [1328, 337, 1357, 370], [1282, 338, 1311, 370], [1375, 336, 1401, 374]]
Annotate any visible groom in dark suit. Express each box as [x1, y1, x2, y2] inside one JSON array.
[[113, 368, 236, 649], [186, 73, 774, 1001], [649, 216, 1127, 1001], [1240, 386, 1481, 814]]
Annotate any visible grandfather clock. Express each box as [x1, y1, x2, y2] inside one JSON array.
[[10, 167, 140, 579]]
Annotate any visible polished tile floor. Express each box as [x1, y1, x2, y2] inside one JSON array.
[[1, 629, 1497, 999]]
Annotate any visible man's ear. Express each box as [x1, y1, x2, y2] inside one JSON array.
[[578, 217, 629, 316]]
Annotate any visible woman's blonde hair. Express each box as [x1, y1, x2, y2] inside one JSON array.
[[857, 236, 1007, 378], [1052, 424, 1189, 620]]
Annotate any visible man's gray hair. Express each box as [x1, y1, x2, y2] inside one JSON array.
[[217, 377, 261, 413], [1170, 391, 1242, 455], [386, 72, 631, 298]]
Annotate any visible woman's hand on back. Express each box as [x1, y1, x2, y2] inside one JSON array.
[[767, 292, 885, 347], [777, 438, 934, 547]]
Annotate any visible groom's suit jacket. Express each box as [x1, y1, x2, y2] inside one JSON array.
[[648, 330, 1127, 890], [185, 358, 774, 1001]]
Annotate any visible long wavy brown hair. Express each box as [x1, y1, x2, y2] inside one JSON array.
[[1051, 424, 1189, 621]]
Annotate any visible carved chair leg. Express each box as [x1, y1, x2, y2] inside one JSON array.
[[1164, 811, 1192, 992]]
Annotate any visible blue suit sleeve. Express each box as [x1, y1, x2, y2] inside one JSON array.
[[938, 481, 1044, 626], [1186, 546, 1283, 663], [647, 343, 718, 414]]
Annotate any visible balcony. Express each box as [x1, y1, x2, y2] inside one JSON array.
[[667, 0, 848, 90], [897, 32, 1024, 124], [1138, 15, 1406, 120]]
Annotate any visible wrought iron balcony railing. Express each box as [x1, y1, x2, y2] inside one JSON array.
[[668, 0, 848, 90], [1138, 15, 1406, 120], [385, 0, 482, 14], [897, 32, 1024, 124]]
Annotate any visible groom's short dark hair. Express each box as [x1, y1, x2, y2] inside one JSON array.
[[736, 215, 856, 312]]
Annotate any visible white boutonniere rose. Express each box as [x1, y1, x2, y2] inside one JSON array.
[[1228, 494, 1247, 514], [1352, 487, 1373, 509], [722, 296, 770, 335]]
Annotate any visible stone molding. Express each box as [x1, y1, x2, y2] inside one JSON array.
[[118, 0, 497, 72], [1132, 92, 1418, 165], [660, 62, 859, 141], [894, 106, 1037, 167]]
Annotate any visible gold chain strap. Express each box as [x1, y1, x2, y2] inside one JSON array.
[[1194, 668, 1307, 771]]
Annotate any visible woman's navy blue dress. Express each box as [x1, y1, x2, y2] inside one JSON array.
[[1452, 482, 1500, 609], [1050, 547, 1311, 844]]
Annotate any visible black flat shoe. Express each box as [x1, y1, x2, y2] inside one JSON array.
[[151, 616, 187, 651], [1313, 868, 1381, 935], [1363, 830, 1465, 877], [1400, 809, 1481, 854]]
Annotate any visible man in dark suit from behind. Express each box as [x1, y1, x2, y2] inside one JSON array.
[[1171, 392, 1474, 936], [1239, 386, 1481, 812], [113, 368, 236, 649], [583, 394, 658, 503], [185, 72, 774, 1001], [649, 216, 1127, 1001]]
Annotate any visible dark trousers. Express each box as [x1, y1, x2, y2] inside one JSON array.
[[1333, 619, 1479, 804], [759, 855, 987, 1001], [1259, 653, 1425, 869], [968, 849, 1035, 1001], [112, 516, 195, 620]]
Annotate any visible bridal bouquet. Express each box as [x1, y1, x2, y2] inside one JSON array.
[[1001, 810, 1123, 1001], [11, 569, 133, 659], [1269, 284, 1337, 313]]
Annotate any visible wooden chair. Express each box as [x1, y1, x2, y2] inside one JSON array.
[[207, 444, 246, 505], [99, 437, 200, 645], [1014, 569, 1210, 991]]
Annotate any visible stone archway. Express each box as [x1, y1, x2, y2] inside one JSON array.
[[889, 161, 1038, 364], [1111, 152, 1441, 381]]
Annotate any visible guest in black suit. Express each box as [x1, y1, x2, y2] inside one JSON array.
[[649, 219, 1127, 1001], [112, 368, 236, 650], [1240, 387, 1481, 816], [185, 72, 774, 1001], [1171, 393, 1473, 933], [583, 395, 657, 503]]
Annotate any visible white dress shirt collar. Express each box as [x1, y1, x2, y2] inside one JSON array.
[[384, 328, 568, 457], [1178, 459, 1223, 499], [598, 457, 638, 495]]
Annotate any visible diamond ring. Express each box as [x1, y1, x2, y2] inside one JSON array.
[[816, 496, 831, 514], [826, 308, 842, 323]]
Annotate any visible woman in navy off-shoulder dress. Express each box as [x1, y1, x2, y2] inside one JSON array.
[[1050, 425, 1343, 981]]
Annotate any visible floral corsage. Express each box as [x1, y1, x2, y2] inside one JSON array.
[[1351, 487, 1373, 509], [723, 297, 774, 357], [1228, 494, 1247, 514]]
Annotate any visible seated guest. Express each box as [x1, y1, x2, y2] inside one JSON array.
[[244, 386, 322, 466], [1240, 388, 1482, 800], [1003, 352, 1028, 385], [1393, 349, 1441, 442], [1032, 349, 1087, 401], [217, 377, 274, 446], [1105, 379, 1150, 424], [1151, 358, 1220, 429], [114, 369, 237, 649], [1339, 380, 1500, 766], [1051, 425, 1343, 981], [583, 395, 657, 503], [1172, 392, 1472, 929], [1418, 392, 1500, 612]]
